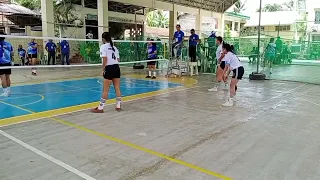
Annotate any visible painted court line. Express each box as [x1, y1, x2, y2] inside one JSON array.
[[0, 85, 233, 179], [50, 117, 232, 180], [0, 130, 96, 180]]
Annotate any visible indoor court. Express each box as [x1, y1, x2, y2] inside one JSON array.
[[1, 67, 320, 180]]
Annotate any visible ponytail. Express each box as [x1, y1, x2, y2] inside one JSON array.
[[110, 39, 115, 52], [101, 32, 115, 51]]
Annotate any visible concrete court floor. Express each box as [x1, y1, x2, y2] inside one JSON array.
[[1, 75, 320, 180]]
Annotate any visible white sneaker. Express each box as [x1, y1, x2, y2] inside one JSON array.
[[0, 92, 8, 97], [222, 98, 234, 107], [208, 86, 218, 92]]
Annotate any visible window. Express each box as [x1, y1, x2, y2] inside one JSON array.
[[275, 26, 291, 31]]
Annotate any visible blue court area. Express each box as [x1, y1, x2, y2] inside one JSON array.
[[0, 78, 181, 119]]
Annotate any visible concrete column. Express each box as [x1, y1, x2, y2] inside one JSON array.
[[25, 26, 31, 36], [169, 5, 178, 40], [41, 0, 55, 37], [232, 21, 235, 31], [220, 14, 225, 37], [5, 26, 10, 35], [195, 9, 203, 38], [97, 0, 109, 40]]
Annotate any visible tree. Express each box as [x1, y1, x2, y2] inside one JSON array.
[[15, 0, 83, 37], [14, 0, 41, 10], [257, 3, 283, 12], [234, 0, 247, 13], [146, 10, 169, 28], [224, 25, 232, 41], [282, 0, 294, 11]]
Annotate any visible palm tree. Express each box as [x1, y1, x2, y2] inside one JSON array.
[[257, 3, 283, 12], [234, 0, 247, 13], [283, 0, 294, 11]]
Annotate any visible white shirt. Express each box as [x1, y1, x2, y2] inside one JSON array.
[[100, 43, 120, 66], [224, 52, 242, 70], [216, 43, 223, 61]]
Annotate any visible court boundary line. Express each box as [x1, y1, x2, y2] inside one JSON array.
[[0, 84, 233, 180], [0, 130, 96, 180]]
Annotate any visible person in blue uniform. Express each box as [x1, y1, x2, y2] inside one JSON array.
[[45, 39, 57, 65], [172, 24, 184, 58], [189, 29, 200, 62], [146, 39, 157, 79], [17, 44, 27, 65], [27, 39, 38, 75], [0, 32, 13, 97], [60, 38, 70, 65]]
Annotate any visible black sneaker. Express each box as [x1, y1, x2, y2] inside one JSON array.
[[146, 76, 151, 78], [152, 76, 156, 79]]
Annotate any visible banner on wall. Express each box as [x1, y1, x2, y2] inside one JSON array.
[[85, 14, 143, 24]]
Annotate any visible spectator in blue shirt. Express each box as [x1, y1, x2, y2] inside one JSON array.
[[209, 31, 216, 38], [146, 39, 157, 79], [18, 44, 27, 65], [60, 38, 70, 65], [189, 29, 200, 62], [172, 24, 184, 58], [27, 39, 38, 75], [0, 32, 14, 97], [45, 39, 57, 65]]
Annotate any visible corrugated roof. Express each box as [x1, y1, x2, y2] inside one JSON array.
[[244, 11, 296, 27], [0, 3, 39, 15]]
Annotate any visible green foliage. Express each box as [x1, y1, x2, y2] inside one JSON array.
[[14, 0, 41, 10], [257, 3, 284, 12], [233, 0, 247, 13], [224, 26, 232, 40], [146, 10, 169, 28]]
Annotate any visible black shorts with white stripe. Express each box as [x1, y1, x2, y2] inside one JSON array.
[[232, 66, 244, 80]]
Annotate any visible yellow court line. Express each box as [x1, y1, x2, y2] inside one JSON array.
[[50, 117, 233, 180], [0, 86, 232, 179], [1, 75, 198, 127], [0, 87, 184, 127]]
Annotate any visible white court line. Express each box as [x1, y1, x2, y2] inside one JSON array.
[[0, 130, 96, 180], [299, 97, 320, 107], [0, 86, 199, 128]]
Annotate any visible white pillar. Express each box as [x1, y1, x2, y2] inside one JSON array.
[[5, 26, 10, 35], [220, 14, 225, 37], [232, 21, 235, 31], [195, 9, 203, 38], [169, 5, 178, 40], [97, 0, 109, 41], [25, 26, 31, 36], [41, 0, 55, 37]]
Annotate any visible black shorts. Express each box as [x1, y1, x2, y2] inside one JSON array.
[[28, 54, 37, 59], [103, 64, 121, 80], [219, 61, 226, 69], [147, 57, 157, 66], [0, 63, 12, 75], [232, 66, 244, 80]]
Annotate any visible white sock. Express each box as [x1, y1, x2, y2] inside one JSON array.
[[153, 71, 156, 77], [3, 87, 8, 94], [116, 97, 122, 109], [148, 71, 151, 76], [7, 87, 10, 93], [98, 98, 106, 110]]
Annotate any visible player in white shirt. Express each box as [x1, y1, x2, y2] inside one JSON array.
[[91, 32, 122, 113], [221, 43, 244, 107], [208, 36, 228, 92]]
